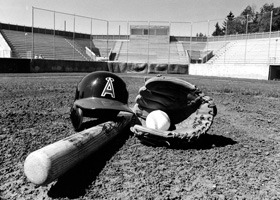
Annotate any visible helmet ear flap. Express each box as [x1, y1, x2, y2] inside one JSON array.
[[70, 105, 83, 131]]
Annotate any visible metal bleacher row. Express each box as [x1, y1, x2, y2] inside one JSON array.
[[0, 29, 93, 61], [0, 26, 202, 64], [113, 39, 188, 64], [207, 38, 280, 64], [180, 37, 280, 64]]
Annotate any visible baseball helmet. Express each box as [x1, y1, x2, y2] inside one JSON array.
[[70, 71, 133, 131]]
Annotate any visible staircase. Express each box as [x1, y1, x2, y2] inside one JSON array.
[[111, 40, 123, 61], [176, 42, 189, 63]]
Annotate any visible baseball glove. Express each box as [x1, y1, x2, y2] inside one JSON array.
[[130, 75, 217, 147]]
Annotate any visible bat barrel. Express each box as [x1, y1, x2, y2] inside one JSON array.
[[24, 113, 133, 186]]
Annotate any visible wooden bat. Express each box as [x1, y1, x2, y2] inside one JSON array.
[[24, 112, 133, 186]]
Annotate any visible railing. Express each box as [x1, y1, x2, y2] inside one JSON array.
[[1, 5, 280, 64], [1, 27, 279, 64]]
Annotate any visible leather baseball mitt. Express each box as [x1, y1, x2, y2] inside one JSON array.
[[130, 75, 217, 146]]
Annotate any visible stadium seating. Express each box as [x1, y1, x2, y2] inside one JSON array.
[[0, 29, 92, 61], [114, 38, 189, 64], [208, 38, 280, 64], [1, 23, 279, 65]]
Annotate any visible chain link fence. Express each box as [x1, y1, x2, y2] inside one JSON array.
[[1, 7, 279, 64]]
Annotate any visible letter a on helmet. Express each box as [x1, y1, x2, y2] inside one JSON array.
[[101, 77, 115, 98]]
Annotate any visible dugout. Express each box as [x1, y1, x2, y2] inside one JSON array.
[[269, 65, 280, 80]]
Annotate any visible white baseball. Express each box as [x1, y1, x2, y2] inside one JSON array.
[[146, 110, 171, 131]]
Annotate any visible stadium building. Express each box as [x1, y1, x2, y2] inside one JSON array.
[[0, 8, 280, 80]]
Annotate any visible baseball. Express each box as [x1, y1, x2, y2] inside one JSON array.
[[146, 110, 171, 131]]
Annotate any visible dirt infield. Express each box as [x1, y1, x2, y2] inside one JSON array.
[[0, 73, 280, 200]]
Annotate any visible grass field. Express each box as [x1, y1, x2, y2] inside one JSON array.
[[0, 73, 280, 200]]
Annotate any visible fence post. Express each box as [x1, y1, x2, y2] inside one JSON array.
[[168, 21, 171, 65], [53, 10, 56, 60], [127, 21, 129, 63], [244, 14, 248, 64], [73, 14, 75, 60], [268, 11, 273, 64], [147, 21, 150, 64], [206, 20, 210, 63], [190, 22, 192, 63], [224, 20, 227, 64], [32, 7, 34, 59], [107, 21, 109, 59], [90, 18, 92, 50]]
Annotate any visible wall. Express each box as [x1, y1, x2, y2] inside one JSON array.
[[107, 62, 188, 74], [269, 65, 280, 80], [189, 64, 269, 80], [0, 33, 11, 58], [0, 58, 30, 73], [2, 58, 271, 80], [30, 59, 108, 73], [0, 58, 109, 73], [0, 59, 188, 74]]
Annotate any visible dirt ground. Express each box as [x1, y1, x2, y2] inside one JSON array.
[[0, 73, 279, 200]]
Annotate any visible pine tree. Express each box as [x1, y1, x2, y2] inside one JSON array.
[[222, 11, 236, 35], [211, 3, 280, 36], [212, 22, 224, 36]]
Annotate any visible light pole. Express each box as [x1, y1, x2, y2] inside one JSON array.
[[275, 39, 278, 63], [244, 14, 249, 63], [25, 33, 28, 58]]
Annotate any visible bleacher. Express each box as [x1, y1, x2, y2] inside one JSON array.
[[0, 29, 92, 61], [208, 38, 280, 64], [1, 22, 279, 65], [115, 39, 189, 64]]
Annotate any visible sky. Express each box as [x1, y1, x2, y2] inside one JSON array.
[[1, 0, 280, 36]]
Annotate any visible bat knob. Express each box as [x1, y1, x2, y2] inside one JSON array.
[[70, 106, 83, 131]]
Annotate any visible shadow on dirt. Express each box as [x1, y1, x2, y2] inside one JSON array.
[[173, 134, 237, 150], [140, 134, 237, 150], [47, 121, 132, 199]]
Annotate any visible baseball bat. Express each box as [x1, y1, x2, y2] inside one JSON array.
[[24, 112, 133, 186]]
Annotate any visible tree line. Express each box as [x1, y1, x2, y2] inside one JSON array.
[[211, 3, 280, 36]]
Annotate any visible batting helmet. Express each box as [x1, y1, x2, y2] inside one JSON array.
[[70, 71, 133, 131]]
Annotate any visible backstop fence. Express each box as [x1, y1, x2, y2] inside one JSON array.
[[1, 6, 280, 65]]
